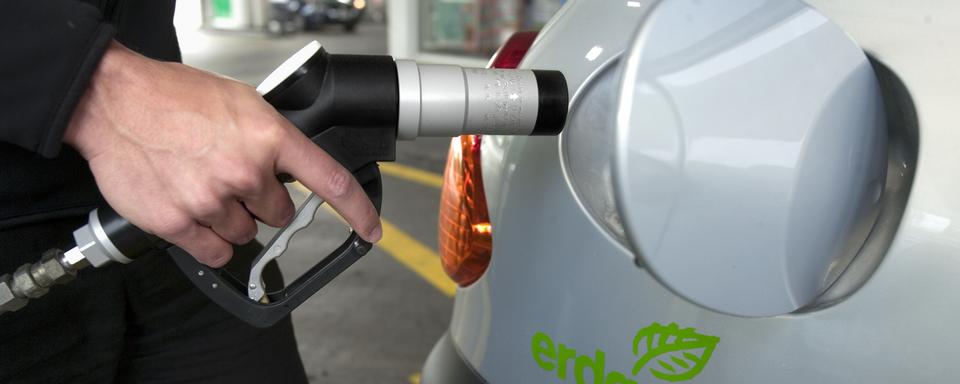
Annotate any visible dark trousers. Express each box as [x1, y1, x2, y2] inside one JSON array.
[[0, 217, 309, 384]]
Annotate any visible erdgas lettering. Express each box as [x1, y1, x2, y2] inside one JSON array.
[[532, 323, 719, 383]]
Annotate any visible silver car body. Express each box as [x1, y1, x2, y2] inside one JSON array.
[[426, 0, 958, 382]]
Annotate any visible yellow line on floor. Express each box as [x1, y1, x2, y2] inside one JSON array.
[[379, 162, 444, 189], [291, 182, 456, 298], [378, 218, 456, 297], [409, 373, 421, 384]]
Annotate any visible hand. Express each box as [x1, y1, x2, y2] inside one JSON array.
[[64, 41, 382, 267]]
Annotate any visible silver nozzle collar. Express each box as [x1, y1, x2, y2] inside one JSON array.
[[71, 209, 133, 267], [394, 61, 540, 139], [395, 60, 421, 140]]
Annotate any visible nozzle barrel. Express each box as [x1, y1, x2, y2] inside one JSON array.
[[258, 42, 567, 141], [395, 60, 567, 140]]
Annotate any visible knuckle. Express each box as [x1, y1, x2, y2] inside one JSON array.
[[185, 193, 223, 220], [261, 121, 289, 146], [324, 168, 354, 200], [247, 116, 288, 151], [156, 214, 194, 239], [229, 166, 264, 195]]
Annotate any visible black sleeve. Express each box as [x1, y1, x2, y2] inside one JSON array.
[[0, 0, 116, 158]]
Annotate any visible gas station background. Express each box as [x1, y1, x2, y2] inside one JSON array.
[[175, 0, 565, 66]]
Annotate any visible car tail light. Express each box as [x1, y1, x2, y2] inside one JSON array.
[[488, 31, 539, 69], [439, 135, 491, 286], [438, 31, 538, 287]]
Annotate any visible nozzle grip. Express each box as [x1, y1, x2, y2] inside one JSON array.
[[91, 160, 384, 328], [170, 67, 398, 326], [169, 164, 383, 328]]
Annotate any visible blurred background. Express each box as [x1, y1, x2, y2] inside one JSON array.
[[171, 1, 564, 383], [174, 0, 565, 65]]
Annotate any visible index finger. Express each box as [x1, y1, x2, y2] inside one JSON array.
[[275, 127, 382, 242]]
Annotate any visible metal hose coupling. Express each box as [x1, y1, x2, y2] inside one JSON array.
[[0, 249, 82, 313], [0, 209, 158, 314]]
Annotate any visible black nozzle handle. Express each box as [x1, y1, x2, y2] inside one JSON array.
[[89, 159, 384, 329], [170, 164, 382, 328], [260, 44, 400, 142]]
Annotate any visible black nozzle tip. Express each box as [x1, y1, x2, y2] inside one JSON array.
[[531, 70, 568, 136]]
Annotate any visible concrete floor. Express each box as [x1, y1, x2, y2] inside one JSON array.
[[179, 24, 452, 383]]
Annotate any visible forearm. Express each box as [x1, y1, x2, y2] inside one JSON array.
[[0, 0, 115, 158]]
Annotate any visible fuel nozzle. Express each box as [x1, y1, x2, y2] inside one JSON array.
[[393, 61, 567, 139], [0, 41, 568, 326], [257, 41, 568, 141]]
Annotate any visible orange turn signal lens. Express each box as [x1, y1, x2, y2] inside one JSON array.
[[439, 135, 492, 287], [438, 31, 537, 287]]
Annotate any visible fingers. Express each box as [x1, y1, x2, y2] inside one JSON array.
[[164, 220, 234, 268], [207, 199, 259, 245], [238, 173, 295, 228], [170, 180, 282, 267], [276, 130, 382, 242]]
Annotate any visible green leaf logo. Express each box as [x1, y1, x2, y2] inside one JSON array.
[[631, 322, 720, 382]]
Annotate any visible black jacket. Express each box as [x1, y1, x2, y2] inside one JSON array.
[[0, 0, 179, 232], [0, 8, 311, 382]]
